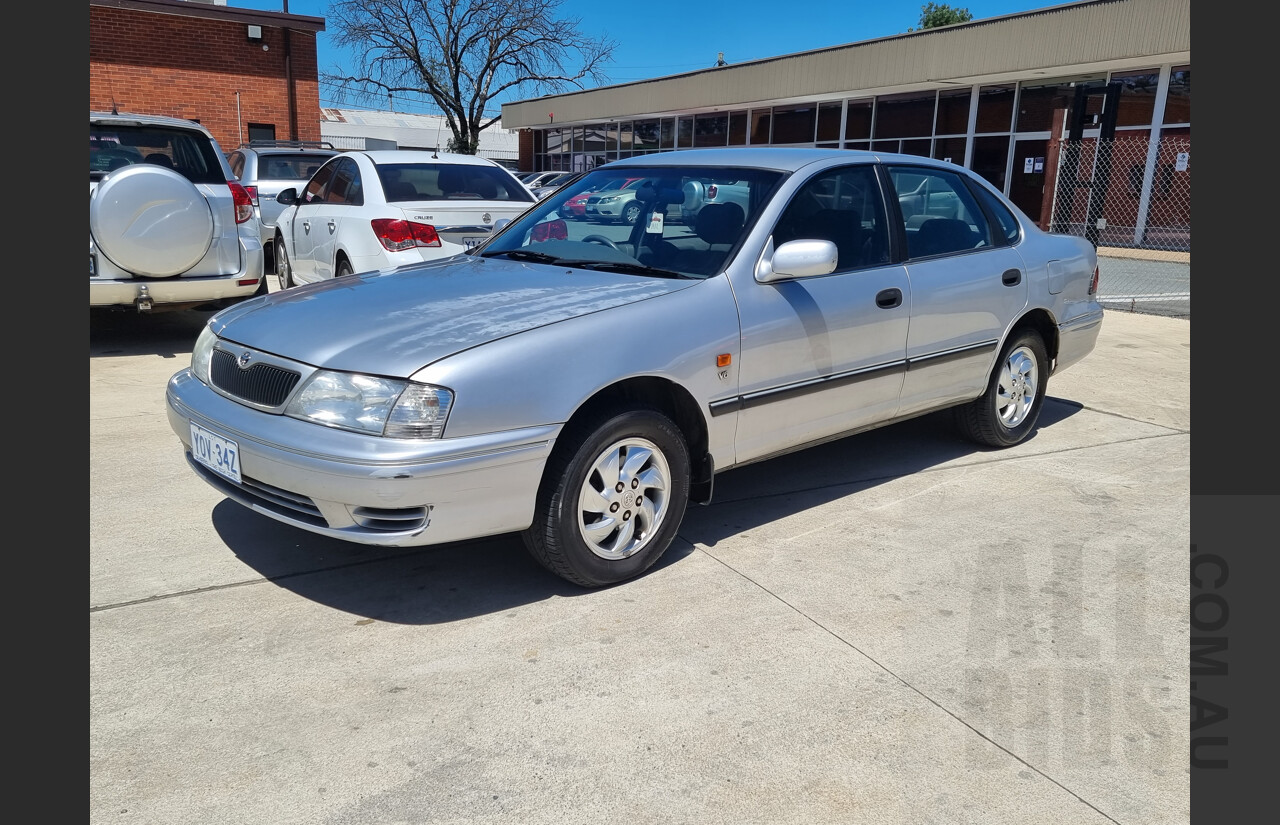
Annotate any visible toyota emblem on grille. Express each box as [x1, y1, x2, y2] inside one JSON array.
[[482, 213, 492, 224], [238, 351, 253, 369]]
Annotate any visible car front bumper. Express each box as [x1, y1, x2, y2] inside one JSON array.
[[166, 369, 557, 547]]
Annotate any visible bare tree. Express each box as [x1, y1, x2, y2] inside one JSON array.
[[326, 0, 616, 154]]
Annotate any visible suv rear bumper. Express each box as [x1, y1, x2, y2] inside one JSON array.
[[90, 237, 264, 310]]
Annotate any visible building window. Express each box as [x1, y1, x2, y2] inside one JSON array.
[[677, 116, 694, 148], [844, 99, 872, 141], [660, 118, 676, 149], [816, 102, 842, 142], [873, 91, 935, 139], [771, 104, 816, 144], [1111, 68, 1160, 127], [1163, 65, 1191, 124], [728, 111, 748, 145], [750, 110, 771, 144], [975, 85, 1015, 133], [971, 135, 1011, 191], [694, 113, 728, 147], [933, 136, 967, 165], [247, 123, 275, 143], [634, 119, 660, 151], [935, 89, 972, 135]]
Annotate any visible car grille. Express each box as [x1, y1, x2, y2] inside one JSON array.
[[187, 456, 326, 527], [210, 349, 301, 407], [586, 196, 601, 204]]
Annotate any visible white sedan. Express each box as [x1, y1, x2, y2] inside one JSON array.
[[273, 150, 536, 286]]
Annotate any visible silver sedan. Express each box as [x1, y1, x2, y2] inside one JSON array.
[[167, 148, 1104, 588]]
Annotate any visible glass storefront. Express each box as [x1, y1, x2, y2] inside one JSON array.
[[527, 64, 1190, 205]]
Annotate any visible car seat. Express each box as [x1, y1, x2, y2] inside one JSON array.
[[144, 153, 174, 169], [912, 217, 978, 258]]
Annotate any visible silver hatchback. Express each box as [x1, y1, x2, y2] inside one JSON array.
[[226, 141, 339, 271], [167, 148, 1104, 588]]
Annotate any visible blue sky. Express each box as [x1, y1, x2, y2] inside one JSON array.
[[233, 0, 1060, 115]]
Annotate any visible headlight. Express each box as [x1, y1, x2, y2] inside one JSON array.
[[285, 371, 453, 438], [191, 323, 217, 383], [598, 195, 618, 203]]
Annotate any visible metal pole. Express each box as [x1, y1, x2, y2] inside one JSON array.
[[236, 90, 243, 145]]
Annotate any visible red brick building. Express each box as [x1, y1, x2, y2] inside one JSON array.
[[90, 0, 326, 151]]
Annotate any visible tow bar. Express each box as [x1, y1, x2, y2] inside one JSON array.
[[135, 285, 153, 313]]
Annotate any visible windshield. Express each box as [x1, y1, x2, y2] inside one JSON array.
[[479, 165, 785, 279]]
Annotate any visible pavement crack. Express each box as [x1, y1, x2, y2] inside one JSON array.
[[688, 544, 1125, 825]]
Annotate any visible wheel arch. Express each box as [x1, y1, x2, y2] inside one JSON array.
[[556, 376, 713, 504], [1008, 308, 1059, 370]]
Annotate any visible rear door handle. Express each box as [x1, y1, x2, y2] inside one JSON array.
[[302, 220, 311, 234], [876, 288, 903, 309], [1002, 268, 1022, 286], [328, 220, 336, 233]]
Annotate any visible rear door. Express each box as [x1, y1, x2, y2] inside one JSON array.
[[883, 164, 1029, 416]]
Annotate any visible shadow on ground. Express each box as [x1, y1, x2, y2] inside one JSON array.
[[209, 398, 1081, 622]]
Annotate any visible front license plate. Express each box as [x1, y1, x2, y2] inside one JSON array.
[[462, 236, 484, 251], [190, 421, 242, 483]]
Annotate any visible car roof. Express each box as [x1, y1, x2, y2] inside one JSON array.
[[601, 147, 958, 173], [358, 150, 504, 167], [90, 110, 214, 137]]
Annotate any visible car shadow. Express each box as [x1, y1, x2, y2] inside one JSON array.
[[210, 502, 663, 624], [90, 307, 214, 358], [207, 398, 1081, 623], [676, 398, 1084, 548]]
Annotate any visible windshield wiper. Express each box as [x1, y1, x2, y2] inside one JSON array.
[[557, 260, 694, 280], [481, 249, 561, 264]]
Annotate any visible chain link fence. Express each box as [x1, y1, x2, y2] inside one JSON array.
[[1047, 135, 1190, 319]]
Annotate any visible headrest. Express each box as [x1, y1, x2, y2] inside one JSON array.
[[697, 202, 745, 246]]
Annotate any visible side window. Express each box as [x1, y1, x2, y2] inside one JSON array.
[[772, 165, 890, 271], [887, 166, 993, 260], [228, 152, 245, 179], [303, 161, 337, 204], [326, 158, 364, 206], [968, 181, 1022, 246]]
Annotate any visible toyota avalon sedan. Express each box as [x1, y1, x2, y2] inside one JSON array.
[[166, 148, 1103, 588]]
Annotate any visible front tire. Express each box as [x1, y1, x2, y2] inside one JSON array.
[[955, 329, 1048, 448], [622, 202, 642, 225], [523, 408, 691, 588]]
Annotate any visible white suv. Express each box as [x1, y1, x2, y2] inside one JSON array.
[[90, 111, 264, 313]]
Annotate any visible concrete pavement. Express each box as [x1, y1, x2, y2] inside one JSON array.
[[91, 307, 1190, 824]]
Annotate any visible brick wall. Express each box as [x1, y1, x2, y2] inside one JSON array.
[[90, 6, 322, 150]]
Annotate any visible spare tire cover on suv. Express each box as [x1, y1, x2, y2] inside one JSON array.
[[90, 164, 216, 278]]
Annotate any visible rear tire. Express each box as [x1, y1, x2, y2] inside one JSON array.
[[523, 408, 691, 588], [335, 258, 354, 278], [955, 329, 1048, 448], [275, 234, 295, 288]]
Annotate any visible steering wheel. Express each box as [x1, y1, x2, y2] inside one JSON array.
[[581, 234, 621, 252]]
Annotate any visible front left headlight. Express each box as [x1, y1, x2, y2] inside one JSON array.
[[191, 323, 217, 383], [285, 371, 453, 439]]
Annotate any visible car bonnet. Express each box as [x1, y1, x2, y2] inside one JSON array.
[[208, 256, 699, 377]]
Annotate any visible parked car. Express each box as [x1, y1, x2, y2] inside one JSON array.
[[226, 141, 339, 275], [166, 148, 1103, 589], [272, 150, 536, 286], [522, 170, 564, 189], [559, 176, 643, 220], [532, 171, 585, 200], [90, 110, 264, 312], [582, 176, 651, 224], [681, 178, 752, 227]]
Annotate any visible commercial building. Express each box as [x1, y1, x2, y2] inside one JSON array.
[[500, 0, 1190, 250], [90, 0, 326, 151]]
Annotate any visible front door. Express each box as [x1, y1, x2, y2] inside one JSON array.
[[1009, 138, 1049, 225]]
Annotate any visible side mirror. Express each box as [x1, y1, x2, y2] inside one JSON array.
[[756, 239, 838, 283], [276, 188, 298, 206]]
